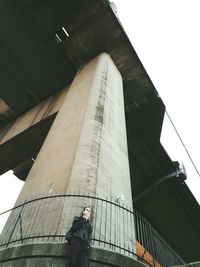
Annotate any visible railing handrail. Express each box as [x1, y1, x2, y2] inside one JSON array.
[[0, 193, 134, 216], [0, 192, 185, 266]]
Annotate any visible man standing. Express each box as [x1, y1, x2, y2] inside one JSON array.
[[66, 207, 92, 267]]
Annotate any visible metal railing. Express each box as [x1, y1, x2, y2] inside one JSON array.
[[134, 210, 185, 267], [0, 193, 185, 267]]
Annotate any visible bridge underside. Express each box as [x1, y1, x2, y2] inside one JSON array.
[[0, 0, 200, 263]]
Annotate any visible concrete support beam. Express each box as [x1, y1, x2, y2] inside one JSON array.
[[0, 88, 68, 174], [0, 88, 67, 145], [15, 53, 132, 205], [0, 53, 135, 265]]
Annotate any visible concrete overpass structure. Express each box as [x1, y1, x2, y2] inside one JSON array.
[[0, 0, 200, 266]]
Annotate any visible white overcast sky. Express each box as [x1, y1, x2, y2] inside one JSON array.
[[0, 0, 200, 226], [114, 0, 200, 204]]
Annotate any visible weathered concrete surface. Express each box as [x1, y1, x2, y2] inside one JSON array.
[[14, 52, 132, 205], [0, 243, 147, 267], [0, 53, 135, 258], [0, 88, 67, 145], [0, 87, 68, 175]]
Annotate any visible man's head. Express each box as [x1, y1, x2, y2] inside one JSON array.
[[82, 207, 91, 220]]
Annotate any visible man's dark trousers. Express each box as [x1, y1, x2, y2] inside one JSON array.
[[70, 238, 89, 267]]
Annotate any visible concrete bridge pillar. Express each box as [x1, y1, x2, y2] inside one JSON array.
[[0, 53, 140, 266]]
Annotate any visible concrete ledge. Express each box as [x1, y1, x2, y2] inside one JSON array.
[[173, 263, 200, 267], [0, 242, 147, 267]]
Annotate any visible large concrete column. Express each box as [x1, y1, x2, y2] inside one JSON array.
[[16, 53, 132, 205], [0, 53, 137, 266]]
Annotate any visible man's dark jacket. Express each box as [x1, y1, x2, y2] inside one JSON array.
[[66, 216, 92, 245]]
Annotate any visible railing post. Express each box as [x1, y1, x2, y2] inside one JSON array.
[[6, 200, 26, 247], [19, 212, 23, 244]]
